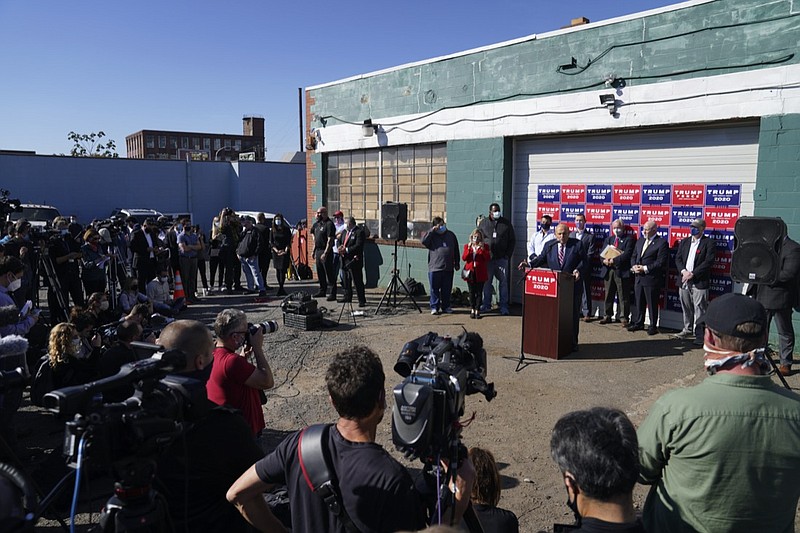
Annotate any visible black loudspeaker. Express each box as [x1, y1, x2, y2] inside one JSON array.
[[381, 202, 408, 241], [731, 217, 786, 284]]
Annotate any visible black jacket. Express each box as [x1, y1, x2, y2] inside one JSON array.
[[755, 237, 800, 310], [237, 228, 260, 258], [632, 235, 669, 287], [599, 234, 635, 279], [674, 235, 716, 289], [478, 216, 516, 260]]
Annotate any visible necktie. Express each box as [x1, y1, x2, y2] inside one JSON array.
[[643, 239, 651, 253], [558, 244, 565, 268], [614, 237, 619, 247]]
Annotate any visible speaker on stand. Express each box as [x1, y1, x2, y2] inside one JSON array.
[[376, 202, 421, 314], [731, 217, 785, 285], [730, 216, 790, 388]]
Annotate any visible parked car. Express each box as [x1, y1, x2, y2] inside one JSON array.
[[7, 204, 62, 228], [109, 208, 164, 221], [236, 211, 292, 229]]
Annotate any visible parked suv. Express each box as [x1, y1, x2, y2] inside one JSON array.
[[7, 204, 62, 228]]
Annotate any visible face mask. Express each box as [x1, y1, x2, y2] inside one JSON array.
[[472, 236, 480, 243], [690, 226, 701, 236], [614, 228, 624, 237], [72, 339, 83, 352], [541, 223, 551, 231], [99, 301, 109, 311], [492, 211, 501, 219], [275, 219, 282, 226], [437, 225, 447, 234], [177, 224, 183, 232], [7, 276, 21, 292], [575, 221, 585, 230], [160, 276, 169, 283], [565, 485, 582, 527]]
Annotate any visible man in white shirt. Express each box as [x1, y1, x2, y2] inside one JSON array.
[[672, 219, 716, 344], [527, 215, 555, 258]]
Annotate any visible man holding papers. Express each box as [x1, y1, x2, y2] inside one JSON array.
[[598, 219, 635, 327]]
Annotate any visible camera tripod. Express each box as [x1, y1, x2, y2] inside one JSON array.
[[39, 250, 69, 325], [375, 240, 421, 315]]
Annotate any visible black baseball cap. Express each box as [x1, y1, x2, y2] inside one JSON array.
[[701, 293, 767, 338]]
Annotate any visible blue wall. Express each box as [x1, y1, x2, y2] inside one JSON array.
[[0, 154, 306, 230]]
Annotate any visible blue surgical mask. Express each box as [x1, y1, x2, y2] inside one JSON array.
[[690, 226, 701, 237], [437, 225, 447, 234], [177, 224, 183, 232], [275, 219, 282, 226], [492, 211, 501, 219], [575, 221, 585, 230]]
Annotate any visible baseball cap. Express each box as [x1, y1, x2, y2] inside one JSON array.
[[701, 293, 767, 338], [333, 210, 344, 218]]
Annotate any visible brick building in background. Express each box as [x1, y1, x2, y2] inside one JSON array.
[[126, 115, 265, 161]]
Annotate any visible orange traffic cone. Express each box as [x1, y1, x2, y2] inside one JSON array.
[[173, 270, 187, 303]]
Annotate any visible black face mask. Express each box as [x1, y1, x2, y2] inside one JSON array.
[[565, 482, 582, 527], [542, 223, 551, 231]]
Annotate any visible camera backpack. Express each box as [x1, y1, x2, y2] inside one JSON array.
[[298, 424, 361, 533]]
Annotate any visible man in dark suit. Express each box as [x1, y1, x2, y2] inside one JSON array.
[[525, 223, 586, 351], [129, 218, 161, 294], [628, 220, 669, 335], [673, 218, 717, 344], [570, 212, 594, 321], [337, 216, 367, 308], [599, 218, 635, 326], [755, 233, 800, 376]]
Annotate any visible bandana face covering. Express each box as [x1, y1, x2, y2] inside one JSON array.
[[703, 344, 771, 374]]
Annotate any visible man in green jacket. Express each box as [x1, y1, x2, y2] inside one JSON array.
[[638, 293, 800, 533]]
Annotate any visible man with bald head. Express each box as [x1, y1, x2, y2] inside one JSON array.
[[628, 220, 668, 335], [521, 223, 586, 352], [155, 320, 264, 533]]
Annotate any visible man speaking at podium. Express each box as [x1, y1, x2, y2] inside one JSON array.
[[520, 223, 586, 352]]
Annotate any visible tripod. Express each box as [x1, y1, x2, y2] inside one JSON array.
[[39, 251, 69, 325], [375, 240, 421, 315]]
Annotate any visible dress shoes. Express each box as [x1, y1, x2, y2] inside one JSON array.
[[627, 324, 644, 332], [647, 327, 658, 336], [598, 317, 613, 325], [779, 365, 792, 377], [314, 291, 326, 298], [326, 294, 337, 301], [620, 319, 629, 327]]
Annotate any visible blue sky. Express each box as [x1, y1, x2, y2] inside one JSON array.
[[0, 0, 679, 160]]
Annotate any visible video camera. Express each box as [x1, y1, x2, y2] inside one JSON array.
[[391, 330, 496, 463], [42, 346, 206, 469], [0, 189, 22, 218]]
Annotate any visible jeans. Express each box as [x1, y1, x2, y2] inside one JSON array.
[[428, 270, 454, 311], [678, 284, 708, 339], [240, 256, 265, 292], [482, 258, 510, 312]]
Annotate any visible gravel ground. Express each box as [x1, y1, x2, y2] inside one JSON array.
[[12, 273, 800, 531]]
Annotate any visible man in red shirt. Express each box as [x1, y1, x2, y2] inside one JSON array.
[[207, 308, 275, 435]]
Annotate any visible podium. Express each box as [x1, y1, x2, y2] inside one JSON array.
[[517, 268, 575, 368]]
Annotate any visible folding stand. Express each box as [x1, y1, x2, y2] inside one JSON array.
[[337, 299, 357, 326]]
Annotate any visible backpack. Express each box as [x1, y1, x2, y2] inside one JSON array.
[[30, 355, 53, 407], [297, 263, 314, 280]]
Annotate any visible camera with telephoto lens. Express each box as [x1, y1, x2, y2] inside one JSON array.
[[248, 321, 279, 336], [391, 330, 496, 463]]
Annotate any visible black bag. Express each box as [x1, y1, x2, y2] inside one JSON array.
[[404, 278, 426, 297], [297, 263, 314, 280]]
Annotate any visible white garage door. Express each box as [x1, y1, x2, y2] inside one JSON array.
[[510, 122, 760, 329]]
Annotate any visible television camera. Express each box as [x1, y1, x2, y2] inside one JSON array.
[[39, 345, 207, 530], [391, 329, 496, 463]]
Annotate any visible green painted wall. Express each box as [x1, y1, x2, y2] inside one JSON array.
[[754, 113, 800, 353], [309, 1, 799, 128], [367, 137, 511, 290]]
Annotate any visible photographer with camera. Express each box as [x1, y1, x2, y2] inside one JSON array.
[[207, 309, 275, 436], [227, 345, 475, 533], [154, 319, 265, 533], [0, 257, 38, 338], [47, 216, 85, 317]]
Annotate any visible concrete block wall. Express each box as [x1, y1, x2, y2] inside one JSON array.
[[754, 113, 800, 349]]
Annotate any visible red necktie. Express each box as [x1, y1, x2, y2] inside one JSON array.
[[558, 244, 565, 267], [614, 237, 619, 247]]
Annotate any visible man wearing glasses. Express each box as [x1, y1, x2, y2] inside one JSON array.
[[207, 308, 275, 436]]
